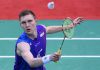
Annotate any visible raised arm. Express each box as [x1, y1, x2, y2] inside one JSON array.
[[46, 17, 83, 34]]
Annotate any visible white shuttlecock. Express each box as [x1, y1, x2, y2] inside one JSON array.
[[47, 1, 54, 9]]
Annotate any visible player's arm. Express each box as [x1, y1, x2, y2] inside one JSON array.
[[41, 24, 74, 34], [41, 25, 63, 34], [17, 42, 60, 68], [46, 24, 76, 34], [45, 17, 83, 34], [17, 42, 43, 67]]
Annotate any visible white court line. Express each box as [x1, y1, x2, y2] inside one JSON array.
[[61, 55, 100, 58], [0, 38, 100, 58], [1, 55, 100, 58], [47, 38, 100, 40], [0, 56, 15, 58], [0, 38, 100, 40]]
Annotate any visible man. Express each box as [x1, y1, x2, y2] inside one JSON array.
[[14, 9, 83, 70]]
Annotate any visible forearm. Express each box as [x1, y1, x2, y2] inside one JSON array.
[[46, 26, 63, 34], [21, 50, 44, 68], [46, 17, 83, 34], [46, 25, 74, 34], [29, 55, 51, 68], [29, 58, 43, 67]]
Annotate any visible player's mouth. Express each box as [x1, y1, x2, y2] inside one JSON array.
[[26, 28, 31, 32]]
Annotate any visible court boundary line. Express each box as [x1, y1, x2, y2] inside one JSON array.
[[1, 38, 100, 58], [0, 38, 100, 40], [1, 55, 100, 58]]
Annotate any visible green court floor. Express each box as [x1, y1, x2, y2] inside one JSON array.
[[0, 20, 100, 70]]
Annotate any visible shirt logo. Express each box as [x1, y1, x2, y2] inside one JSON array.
[[40, 32, 44, 37]]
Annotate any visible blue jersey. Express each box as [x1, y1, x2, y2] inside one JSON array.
[[14, 25, 46, 70]]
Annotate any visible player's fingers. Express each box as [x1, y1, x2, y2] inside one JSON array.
[[54, 53, 61, 60], [77, 17, 84, 22], [52, 56, 60, 62], [73, 17, 84, 25]]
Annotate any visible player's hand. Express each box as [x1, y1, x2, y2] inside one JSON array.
[[73, 17, 83, 26], [63, 17, 83, 30], [50, 52, 61, 62]]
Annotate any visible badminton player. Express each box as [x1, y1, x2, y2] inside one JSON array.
[[14, 9, 82, 70]]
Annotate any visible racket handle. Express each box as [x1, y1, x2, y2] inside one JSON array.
[[54, 49, 61, 63], [57, 49, 62, 55]]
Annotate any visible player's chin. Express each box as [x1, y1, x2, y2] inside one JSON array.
[[26, 31, 32, 35]]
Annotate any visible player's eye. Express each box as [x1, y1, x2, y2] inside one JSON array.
[[21, 21, 26, 24], [28, 20, 32, 23]]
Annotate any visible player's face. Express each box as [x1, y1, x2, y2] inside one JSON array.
[[20, 14, 37, 35]]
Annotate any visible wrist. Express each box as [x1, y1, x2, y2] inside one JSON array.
[[42, 55, 51, 64]]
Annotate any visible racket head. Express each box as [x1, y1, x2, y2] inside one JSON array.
[[62, 18, 74, 39]]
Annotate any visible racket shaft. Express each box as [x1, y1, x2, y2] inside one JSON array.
[[60, 36, 66, 50]]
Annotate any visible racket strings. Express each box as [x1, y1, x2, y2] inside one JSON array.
[[59, 18, 74, 51]]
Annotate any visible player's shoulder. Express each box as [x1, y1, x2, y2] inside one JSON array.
[[37, 24, 46, 29], [17, 41, 30, 56], [17, 42, 29, 49], [16, 33, 28, 44], [18, 33, 26, 40]]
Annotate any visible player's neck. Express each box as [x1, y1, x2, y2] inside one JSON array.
[[27, 30, 37, 40]]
